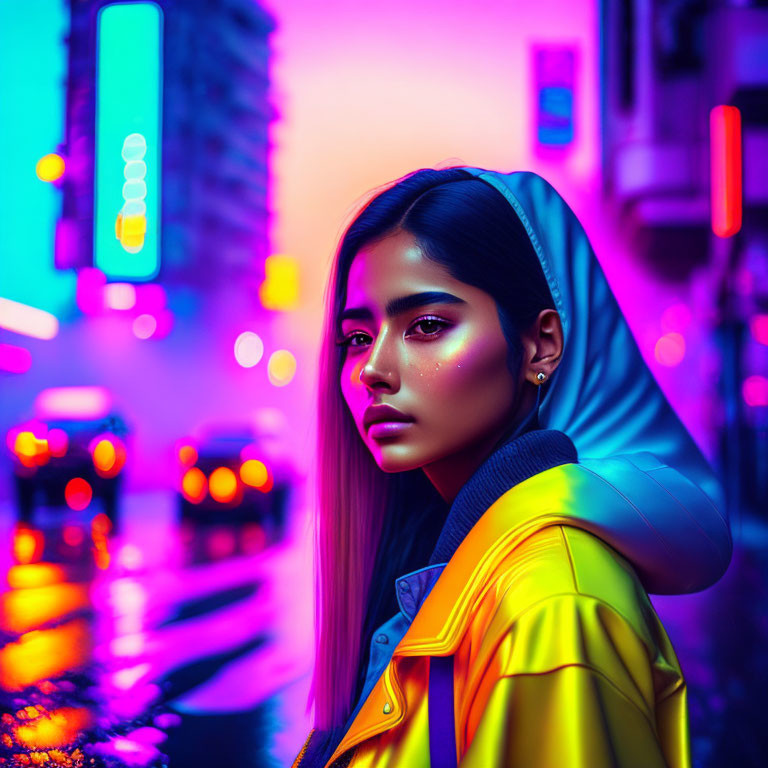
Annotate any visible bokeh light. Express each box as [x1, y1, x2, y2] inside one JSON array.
[[234, 331, 264, 368], [743, 375, 768, 407], [35, 152, 65, 182], [750, 314, 768, 346], [64, 478, 93, 511], [208, 466, 238, 503], [0, 342, 32, 373], [12, 526, 44, 565], [654, 332, 686, 367], [0, 297, 59, 340], [240, 459, 268, 489], [47, 428, 69, 457], [267, 349, 296, 386], [259, 254, 300, 311], [105, 282, 137, 310], [181, 467, 207, 504], [177, 443, 198, 467], [132, 313, 158, 339]]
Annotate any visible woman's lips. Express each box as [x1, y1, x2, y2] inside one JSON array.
[[367, 421, 414, 439]]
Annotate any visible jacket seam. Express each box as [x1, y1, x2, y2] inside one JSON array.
[[558, 525, 581, 593], [492, 662, 663, 737], [459, 587, 666, 742]]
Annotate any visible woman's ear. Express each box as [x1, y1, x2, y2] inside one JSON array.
[[522, 309, 563, 385]]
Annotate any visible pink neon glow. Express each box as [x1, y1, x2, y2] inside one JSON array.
[[152, 309, 174, 339], [743, 375, 768, 407], [105, 283, 137, 310], [750, 314, 768, 346], [660, 302, 692, 333], [0, 297, 59, 339], [77, 268, 107, 314], [0, 342, 32, 373], [710, 105, 742, 238], [134, 283, 167, 312], [34, 386, 112, 419]]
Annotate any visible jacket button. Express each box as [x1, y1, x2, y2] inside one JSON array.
[[375, 634, 389, 644], [383, 702, 392, 715], [398, 581, 411, 593]]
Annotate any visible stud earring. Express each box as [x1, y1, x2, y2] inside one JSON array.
[[536, 372, 546, 382]]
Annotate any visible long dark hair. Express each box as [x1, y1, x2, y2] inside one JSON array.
[[312, 166, 556, 729]]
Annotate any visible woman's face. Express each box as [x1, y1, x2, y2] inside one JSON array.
[[339, 229, 524, 478]]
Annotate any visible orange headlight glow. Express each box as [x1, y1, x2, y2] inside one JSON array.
[[208, 467, 238, 503], [182, 467, 207, 504]]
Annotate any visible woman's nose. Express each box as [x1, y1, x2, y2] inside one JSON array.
[[359, 328, 399, 391]]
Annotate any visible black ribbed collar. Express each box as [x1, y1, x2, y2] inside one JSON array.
[[427, 422, 578, 566]]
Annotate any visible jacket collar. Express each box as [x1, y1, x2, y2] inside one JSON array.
[[394, 406, 577, 621]]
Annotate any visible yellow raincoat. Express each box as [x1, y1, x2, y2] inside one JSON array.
[[301, 461, 689, 768]]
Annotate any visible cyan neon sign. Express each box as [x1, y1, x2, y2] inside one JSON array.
[[95, 2, 162, 280]]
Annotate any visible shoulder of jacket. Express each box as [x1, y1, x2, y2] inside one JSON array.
[[477, 524, 660, 649]]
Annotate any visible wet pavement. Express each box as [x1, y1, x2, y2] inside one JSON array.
[[0, 490, 313, 767]]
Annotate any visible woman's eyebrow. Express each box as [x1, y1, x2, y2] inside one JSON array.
[[340, 291, 466, 322]]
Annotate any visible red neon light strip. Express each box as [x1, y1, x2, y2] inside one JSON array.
[[710, 105, 742, 238]]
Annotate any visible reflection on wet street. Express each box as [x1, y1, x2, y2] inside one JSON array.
[[0, 491, 313, 767]]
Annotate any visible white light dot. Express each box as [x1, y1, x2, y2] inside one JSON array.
[[234, 332, 264, 368], [105, 283, 137, 310]]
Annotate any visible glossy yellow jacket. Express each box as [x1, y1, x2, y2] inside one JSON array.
[[297, 462, 689, 768]]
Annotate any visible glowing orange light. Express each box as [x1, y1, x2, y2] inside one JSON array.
[[239, 459, 268, 488], [93, 439, 116, 472], [710, 105, 742, 238], [64, 478, 92, 511], [12, 527, 44, 565], [177, 444, 198, 467], [0, 621, 90, 690], [14, 706, 91, 749], [89, 434, 126, 478], [209, 467, 238, 503], [181, 467, 207, 503], [94, 548, 111, 570], [6, 564, 66, 590], [13, 431, 50, 467], [1, 583, 90, 635], [91, 513, 112, 538], [35, 153, 66, 183]]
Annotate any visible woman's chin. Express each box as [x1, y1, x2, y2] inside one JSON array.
[[371, 444, 425, 473]]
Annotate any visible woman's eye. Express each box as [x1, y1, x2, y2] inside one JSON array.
[[338, 332, 371, 348], [407, 317, 450, 338], [337, 317, 450, 349]]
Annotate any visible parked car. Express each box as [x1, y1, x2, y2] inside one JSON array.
[[7, 413, 129, 531], [175, 426, 290, 548]]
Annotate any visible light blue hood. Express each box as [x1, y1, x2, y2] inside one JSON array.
[[463, 167, 732, 594]]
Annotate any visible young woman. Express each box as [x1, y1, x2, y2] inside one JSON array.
[[292, 167, 732, 768]]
